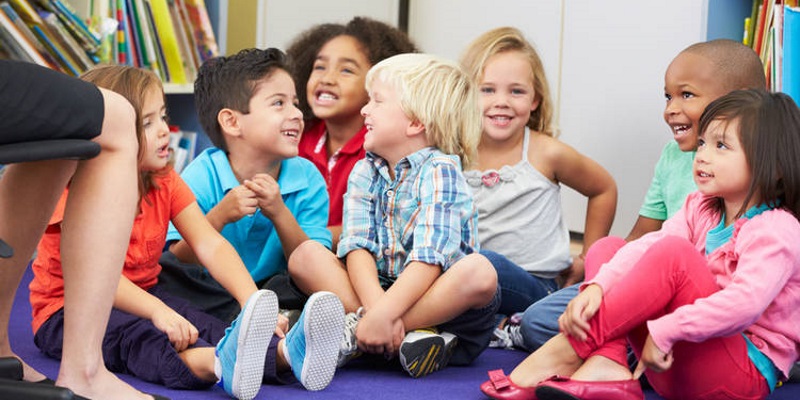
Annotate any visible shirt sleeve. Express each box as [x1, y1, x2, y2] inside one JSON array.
[[638, 143, 670, 220], [590, 192, 700, 295], [168, 169, 197, 220], [295, 164, 333, 249], [405, 158, 470, 271], [337, 159, 380, 258], [647, 210, 800, 354]]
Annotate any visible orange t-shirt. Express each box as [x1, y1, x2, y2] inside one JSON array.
[[29, 169, 195, 333]]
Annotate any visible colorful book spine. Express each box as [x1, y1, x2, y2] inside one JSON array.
[[183, 0, 218, 62], [0, 5, 48, 65], [784, 6, 800, 104], [147, 0, 187, 83]]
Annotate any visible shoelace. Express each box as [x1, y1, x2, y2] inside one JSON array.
[[340, 312, 361, 354]]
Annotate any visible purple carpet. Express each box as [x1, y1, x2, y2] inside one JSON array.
[[9, 265, 800, 399]]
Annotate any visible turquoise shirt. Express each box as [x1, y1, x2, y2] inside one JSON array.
[[705, 202, 779, 392], [166, 147, 332, 282], [639, 141, 697, 220]]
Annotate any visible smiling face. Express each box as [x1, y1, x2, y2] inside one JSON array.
[[663, 51, 731, 152], [306, 35, 371, 124], [478, 51, 539, 143], [236, 69, 304, 159], [694, 118, 753, 215], [140, 86, 171, 172], [360, 78, 414, 165]]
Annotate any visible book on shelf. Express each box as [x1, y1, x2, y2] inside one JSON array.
[[144, 0, 187, 83], [0, 0, 218, 87], [0, 2, 55, 68], [785, 5, 799, 104], [168, 125, 197, 173], [182, 0, 218, 61], [744, 1, 798, 95]]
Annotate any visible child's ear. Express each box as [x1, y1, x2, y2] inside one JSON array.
[[531, 95, 541, 112], [217, 108, 241, 137], [406, 119, 426, 137]]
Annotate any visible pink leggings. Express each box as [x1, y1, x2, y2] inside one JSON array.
[[571, 236, 770, 400]]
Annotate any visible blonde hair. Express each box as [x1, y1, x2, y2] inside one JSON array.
[[80, 64, 165, 200], [460, 26, 555, 136], [365, 53, 480, 168]]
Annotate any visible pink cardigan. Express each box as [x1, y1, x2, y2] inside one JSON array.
[[591, 191, 800, 377]]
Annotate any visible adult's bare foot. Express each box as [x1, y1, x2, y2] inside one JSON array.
[[57, 367, 152, 400]]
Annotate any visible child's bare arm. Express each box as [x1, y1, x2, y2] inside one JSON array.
[[625, 216, 664, 242], [172, 202, 258, 307], [169, 185, 258, 262], [345, 249, 384, 310], [114, 276, 199, 352], [550, 141, 617, 285], [356, 261, 440, 355], [246, 173, 310, 258]]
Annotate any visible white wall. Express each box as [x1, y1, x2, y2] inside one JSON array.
[[409, 0, 708, 236], [259, 0, 400, 49]]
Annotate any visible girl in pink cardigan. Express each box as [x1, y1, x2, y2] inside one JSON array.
[[480, 89, 800, 400]]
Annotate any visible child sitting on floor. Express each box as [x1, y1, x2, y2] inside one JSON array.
[[286, 16, 417, 256], [289, 53, 500, 378], [482, 89, 800, 400], [161, 48, 331, 319], [29, 65, 344, 400]]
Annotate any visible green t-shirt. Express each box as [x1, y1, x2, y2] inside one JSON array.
[[638, 141, 697, 220]]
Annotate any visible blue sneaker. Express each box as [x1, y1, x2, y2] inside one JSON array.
[[281, 291, 344, 391], [215, 290, 278, 400]]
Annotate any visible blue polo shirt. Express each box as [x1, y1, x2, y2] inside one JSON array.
[[166, 147, 332, 282]]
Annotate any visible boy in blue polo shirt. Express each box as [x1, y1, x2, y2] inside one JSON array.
[[160, 48, 332, 323]]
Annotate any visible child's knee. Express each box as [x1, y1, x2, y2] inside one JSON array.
[[459, 254, 498, 301], [288, 240, 329, 274]]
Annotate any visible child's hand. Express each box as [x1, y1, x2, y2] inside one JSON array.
[[355, 312, 403, 356], [151, 307, 199, 352], [634, 334, 673, 377], [214, 185, 259, 223], [275, 313, 289, 338], [244, 174, 286, 219], [559, 283, 603, 341], [559, 255, 585, 287]]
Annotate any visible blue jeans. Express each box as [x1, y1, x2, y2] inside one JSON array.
[[519, 283, 580, 351], [481, 250, 558, 318]]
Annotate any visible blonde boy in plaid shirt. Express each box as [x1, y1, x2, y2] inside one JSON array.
[[288, 53, 500, 378]]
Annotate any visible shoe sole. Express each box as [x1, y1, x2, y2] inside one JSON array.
[[535, 385, 580, 400], [400, 335, 448, 378], [231, 290, 279, 400], [298, 292, 345, 391]]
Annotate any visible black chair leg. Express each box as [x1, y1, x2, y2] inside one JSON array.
[[0, 357, 22, 381]]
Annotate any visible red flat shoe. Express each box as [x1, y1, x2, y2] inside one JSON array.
[[480, 369, 538, 400], [535, 376, 644, 400]]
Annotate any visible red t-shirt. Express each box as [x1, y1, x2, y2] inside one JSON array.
[[298, 120, 367, 226], [29, 169, 195, 332]]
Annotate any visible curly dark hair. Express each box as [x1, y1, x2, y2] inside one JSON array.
[[286, 16, 418, 122], [194, 48, 288, 151]]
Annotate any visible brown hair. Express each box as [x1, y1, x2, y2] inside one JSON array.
[[194, 48, 289, 152], [80, 64, 164, 200], [699, 89, 800, 219], [286, 16, 418, 123]]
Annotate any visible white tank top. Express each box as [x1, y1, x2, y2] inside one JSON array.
[[465, 129, 572, 278]]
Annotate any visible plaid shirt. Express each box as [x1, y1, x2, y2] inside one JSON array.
[[337, 147, 479, 284]]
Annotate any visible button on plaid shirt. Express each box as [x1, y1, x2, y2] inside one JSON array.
[[337, 147, 479, 284]]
